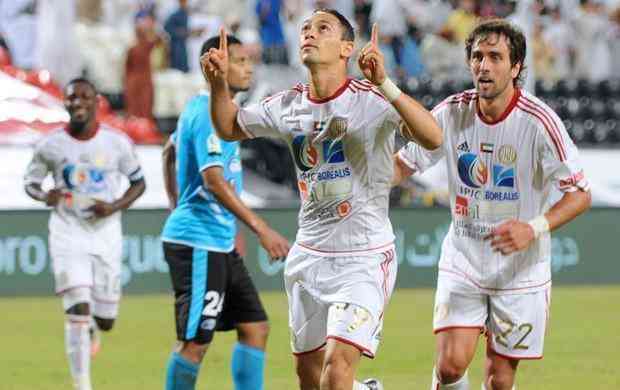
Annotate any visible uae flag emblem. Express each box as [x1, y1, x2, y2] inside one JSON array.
[[480, 143, 494, 153]]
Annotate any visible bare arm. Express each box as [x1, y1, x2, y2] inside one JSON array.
[[200, 28, 248, 141], [544, 190, 591, 232], [162, 138, 177, 209], [391, 153, 415, 187], [24, 183, 62, 206], [88, 179, 146, 219], [358, 24, 443, 150], [202, 167, 289, 260]]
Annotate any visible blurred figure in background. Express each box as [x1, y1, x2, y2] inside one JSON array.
[[0, 0, 37, 70], [256, 0, 289, 64], [574, 0, 612, 83], [36, 0, 83, 86], [125, 15, 161, 119], [165, 0, 201, 72]]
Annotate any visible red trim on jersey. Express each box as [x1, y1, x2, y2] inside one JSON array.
[[68, 318, 91, 324], [349, 79, 386, 100], [517, 96, 567, 161], [292, 342, 326, 356], [477, 88, 520, 125], [296, 241, 395, 254], [326, 336, 375, 358], [432, 92, 477, 113], [433, 326, 485, 335], [64, 122, 100, 141], [438, 268, 552, 292], [517, 103, 566, 161], [380, 249, 394, 299], [263, 91, 286, 104], [307, 78, 351, 103]]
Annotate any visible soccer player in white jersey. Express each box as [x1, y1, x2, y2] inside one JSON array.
[[24, 78, 146, 390], [201, 9, 442, 390], [393, 19, 592, 390]]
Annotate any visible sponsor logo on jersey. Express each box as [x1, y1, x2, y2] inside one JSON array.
[[457, 141, 470, 152], [458, 185, 520, 202], [455, 195, 478, 218], [207, 133, 222, 155], [228, 158, 242, 173], [498, 144, 517, 165], [292, 135, 319, 171], [480, 142, 494, 153], [492, 164, 515, 188], [337, 200, 352, 217], [62, 163, 106, 193], [457, 153, 489, 188]]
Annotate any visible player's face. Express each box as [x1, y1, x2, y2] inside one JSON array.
[[64, 82, 97, 129], [299, 12, 353, 67], [227, 44, 253, 93], [469, 33, 520, 100]]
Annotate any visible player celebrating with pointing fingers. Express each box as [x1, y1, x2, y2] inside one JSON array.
[[203, 10, 442, 390]]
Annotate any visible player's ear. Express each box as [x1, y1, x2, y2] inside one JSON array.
[[511, 61, 521, 80], [340, 40, 354, 60]]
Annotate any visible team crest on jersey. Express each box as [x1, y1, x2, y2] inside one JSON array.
[[498, 144, 517, 165], [457, 153, 488, 188]]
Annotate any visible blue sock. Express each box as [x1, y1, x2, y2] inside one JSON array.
[[165, 352, 200, 390], [231, 342, 265, 390]]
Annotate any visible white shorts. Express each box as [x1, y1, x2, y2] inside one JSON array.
[[433, 273, 551, 360], [49, 235, 122, 319], [284, 244, 397, 358]]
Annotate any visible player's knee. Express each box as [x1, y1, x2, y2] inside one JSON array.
[[179, 341, 209, 364], [94, 316, 115, 332], [322, 352, 355, 384], [488, 373, 515, 390], [237, 321, 270, 347], [436, 358, 468, 384], [63, 287, 92, 315], [65, 302, 90, 316]]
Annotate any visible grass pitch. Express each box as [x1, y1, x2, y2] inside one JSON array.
[[2, 286, 619, 389]]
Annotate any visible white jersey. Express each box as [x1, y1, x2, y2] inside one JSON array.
[[24, 124, 143, 254], [238, 78, 400, 256], [398, 88, 588, 294]]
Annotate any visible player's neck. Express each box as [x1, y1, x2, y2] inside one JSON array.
[[477, 84, 518, 123], [307, 67, 348, 101], [67, 119, 98, 140]]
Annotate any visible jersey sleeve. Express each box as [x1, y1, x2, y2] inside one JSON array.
[[118, 135, 144, 182], [24, 141, 51, 186], [396, 107, 446, 174], [237, 92, 285, 139], [192, 113, 226, 172], [537, 114, 589, 192]]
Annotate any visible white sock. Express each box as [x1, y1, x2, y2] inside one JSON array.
[[65, 315, 92, 390], [481, 382, 516, 390], [431, 367, 469, 389], [353, 380, 368, 389]]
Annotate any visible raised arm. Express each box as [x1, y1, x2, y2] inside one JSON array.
[[358, 24, 442, 150], [200, 28, 248, 141]]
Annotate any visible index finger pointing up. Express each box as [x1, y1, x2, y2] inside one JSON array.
[[219, 27, 227, 53], [371, 23, 379, 45]]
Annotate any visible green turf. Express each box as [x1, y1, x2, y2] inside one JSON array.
[[2, 286, 619, 389]]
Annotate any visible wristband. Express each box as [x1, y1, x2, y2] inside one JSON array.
[[377, 78, 402, 103], [528, 215, 549, 239]]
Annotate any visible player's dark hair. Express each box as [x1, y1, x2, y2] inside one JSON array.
[[200, 34, 242, 59], [313, 8, 355, 42], [465, 18, 527, 86], [65, 77, 97, 94]]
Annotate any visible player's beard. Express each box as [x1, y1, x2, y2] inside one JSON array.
[[68, 118, 88, 135]]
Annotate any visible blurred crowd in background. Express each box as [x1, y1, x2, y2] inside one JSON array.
[[2, 0, 620, 207]]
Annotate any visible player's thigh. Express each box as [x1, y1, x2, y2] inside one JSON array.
[[91, 243, 122, 320], [49, 238, 93, 295], [218, 251, 268, 329], [487, 288, 550, 360], [163, 242, 229, 345]]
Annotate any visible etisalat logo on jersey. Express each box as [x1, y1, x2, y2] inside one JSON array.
[[456, 143, 519, 206]]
